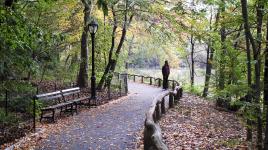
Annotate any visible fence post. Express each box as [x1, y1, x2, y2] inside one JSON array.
[[5, 90, 8, 116], [174, 90, 178, 103], [141, 76, 144, 83], [54, 82, 57, 91], [150, 77, 152, 85], [121, 73, 128, 95], [108, 81, 111, 100], [33, 96, 36, 131], [158, 79, 161, 87], [119, 80, 122, 97], [134, 75, 136, 82], [179, 87, 182, 99], [172, 81, 175, 90], [169, 93, 174, 108], [161, 98, 166, 114], [155, 102, 161, 121], [153, 111, 157, 122]]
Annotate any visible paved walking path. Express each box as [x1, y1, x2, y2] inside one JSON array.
[[36, 82, 164, 150]]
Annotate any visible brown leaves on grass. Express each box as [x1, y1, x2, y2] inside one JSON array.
[[159, 93, 248, 150]]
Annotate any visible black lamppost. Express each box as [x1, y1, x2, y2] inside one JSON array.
[[88, 20, 98, 99]]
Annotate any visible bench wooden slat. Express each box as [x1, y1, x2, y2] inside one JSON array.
[[71, 97, 90, 103], [61, 87, 80, 93], [41, 102, 72, 110], [62, 90, 80, 97], [36, 91, 61, 99], [61, 87, 80, 97], [39, 94, 63, 101], [37, 86, 90, 122]]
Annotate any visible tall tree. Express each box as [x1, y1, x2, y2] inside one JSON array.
[[218, 0, 226, 91], [264, 18, 268, 150], [243, 20, 253, 141], [241, 0, 264, 148], [203, 8, 219, 97], [97, 0, 135, 89], [190, 33, 195, 87], [77, 0, 92, 87]]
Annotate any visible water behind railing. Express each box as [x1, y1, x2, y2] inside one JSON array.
[[128, 68, 206, 86]]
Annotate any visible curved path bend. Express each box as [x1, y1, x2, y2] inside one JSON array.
[[36, 82, 164, 150]]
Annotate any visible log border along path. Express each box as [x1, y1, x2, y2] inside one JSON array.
[[35, 82, 166, 150]]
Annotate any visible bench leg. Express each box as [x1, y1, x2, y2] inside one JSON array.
[[60, 107, 63, 116], [88, 99, 91, 108], [75, 103, 78, 114], [52, 109, 55, 122], [71, 104, 74, 116], [40, 111, 43, 122]]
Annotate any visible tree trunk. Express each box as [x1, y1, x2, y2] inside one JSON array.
[[97, 3, 134, 90], [243, 23, 253, 141], [107, 15, 134, 85], [77, 0, 92, 87], [241, 0, 263, 148], [97, 7, 117, 90], [203, 8, 218, 97], [255, 1, 264, 148], [216, 0, 227, 108], [218, 24, 226, 90], [190, 34, 194, 87], [263, 18, 268, 150], [203, 44, 213, 97]]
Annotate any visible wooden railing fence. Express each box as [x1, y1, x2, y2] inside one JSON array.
[[126, 73, 183, 150]]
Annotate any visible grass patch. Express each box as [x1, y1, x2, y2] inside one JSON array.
[[217, 139, 241, 148]]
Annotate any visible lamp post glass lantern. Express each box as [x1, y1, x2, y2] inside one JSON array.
[[89, 20, 98, 34], [88, 20, 98, 100]]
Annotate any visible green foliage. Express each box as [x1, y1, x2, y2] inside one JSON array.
[[0, 108, 20, 126], [97, 0, 108, 16], [217, 139, 241, 148], [0, 81, 36, 115], [183, 84, 203, 96], [0, 2, 66, 83]]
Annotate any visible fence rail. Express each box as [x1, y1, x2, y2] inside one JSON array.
[[127, 74, 180, 90]]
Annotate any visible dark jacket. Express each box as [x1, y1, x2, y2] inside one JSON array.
[[162, 64, 170, 77]]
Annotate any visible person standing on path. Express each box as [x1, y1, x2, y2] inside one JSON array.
[[162, 60, 170, 89]]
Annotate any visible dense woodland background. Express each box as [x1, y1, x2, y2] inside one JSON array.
[[1, 0, 268, 149]]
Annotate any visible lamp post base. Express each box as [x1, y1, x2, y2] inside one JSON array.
[[91, 76, 96, 101]]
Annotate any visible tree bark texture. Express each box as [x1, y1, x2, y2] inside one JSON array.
[[77, 0, 92, 87], [190, 34, 194, 87], [243, 22, 253, 141], [97, 3, 134, 90], [203, 9, 219, 97], [203, 44, 213, 97], [263, 18, 268, 150], [241, 0, 264, 148], [97, 7, 117, 90]]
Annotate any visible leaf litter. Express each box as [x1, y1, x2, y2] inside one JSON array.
[[159, 93, 248, 150]]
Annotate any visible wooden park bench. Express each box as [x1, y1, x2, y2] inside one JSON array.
[[35, 87, 90, 122]]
